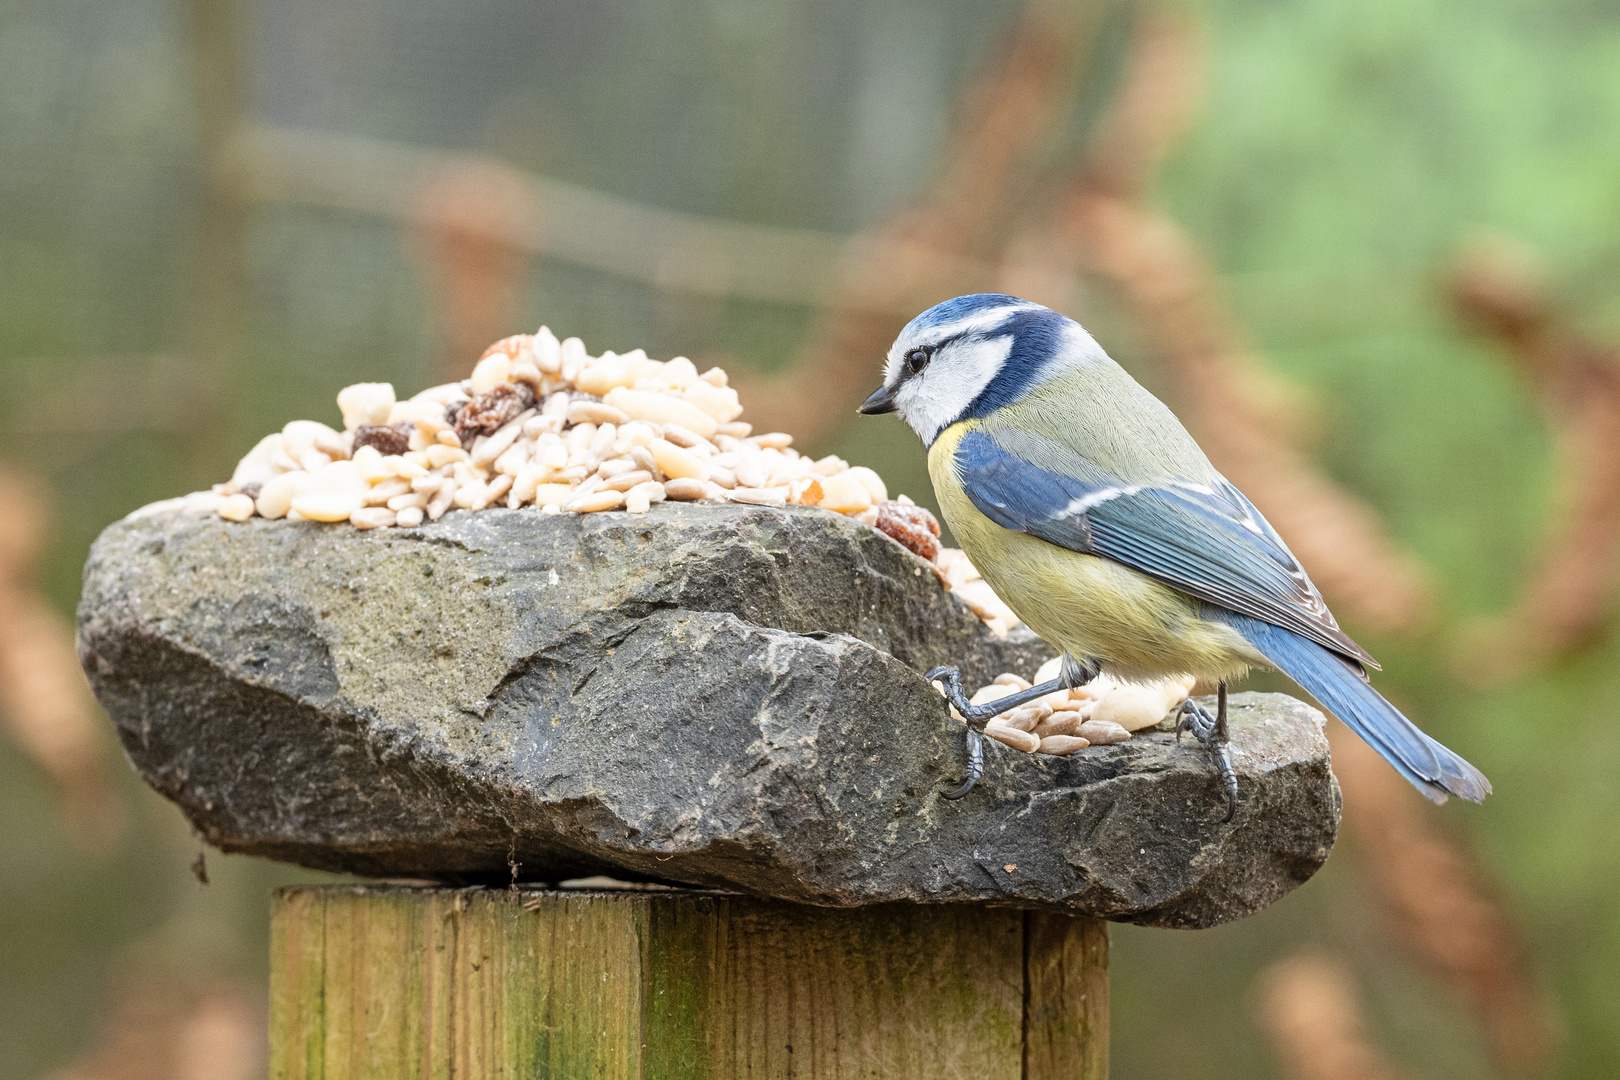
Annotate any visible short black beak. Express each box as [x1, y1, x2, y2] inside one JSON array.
[[858, 384, 898, 415]]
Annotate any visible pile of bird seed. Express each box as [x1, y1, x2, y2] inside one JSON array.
[[947, 660, 1196, 756], [129, 326, 1025, 632]]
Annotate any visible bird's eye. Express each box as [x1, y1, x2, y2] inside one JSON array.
[[906, 347, 931, 374]]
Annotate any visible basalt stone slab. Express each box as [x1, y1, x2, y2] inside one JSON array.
[[77, 503, 1339, 928]]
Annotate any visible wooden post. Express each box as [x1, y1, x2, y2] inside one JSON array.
[[270, 885, 1108, 1079]]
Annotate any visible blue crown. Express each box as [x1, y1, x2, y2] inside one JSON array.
[[906, 293, 1029, 334]]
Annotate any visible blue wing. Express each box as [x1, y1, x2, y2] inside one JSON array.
[[954, 428, 1377, 669]]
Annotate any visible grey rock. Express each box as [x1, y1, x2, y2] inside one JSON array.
[[78, 503, 1339, 928]]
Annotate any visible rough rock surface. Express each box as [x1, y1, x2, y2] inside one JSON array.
[[78, 503, 1340, 928]]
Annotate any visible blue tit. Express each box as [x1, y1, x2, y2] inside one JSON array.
[[859, 293, 1489, 817]]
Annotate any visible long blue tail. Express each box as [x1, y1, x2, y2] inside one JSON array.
[[1219, 612, 1490, 804]]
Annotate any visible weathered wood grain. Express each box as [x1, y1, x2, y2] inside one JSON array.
[[269, 886, 1108, 1079], [1024, 912, 1110, 1080]]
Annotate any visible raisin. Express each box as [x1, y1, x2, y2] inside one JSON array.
[[451, 382, 536, 447], [353, 423, 414, 456], [874, 500, 941, 562]]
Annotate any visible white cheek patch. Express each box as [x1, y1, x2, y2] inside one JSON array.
[[883, 303, 1038, 389], [899, 333, 1013, 445]]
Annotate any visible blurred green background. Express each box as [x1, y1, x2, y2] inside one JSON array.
[[3, 0, 1619, 1077]]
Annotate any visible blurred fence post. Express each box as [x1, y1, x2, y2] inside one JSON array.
[[269, 885, 1108, 1079]]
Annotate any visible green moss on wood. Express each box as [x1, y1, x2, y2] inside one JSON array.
[[270, 886, 1107, 1079]]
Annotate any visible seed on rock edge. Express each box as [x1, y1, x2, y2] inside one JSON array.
[[985, 725, 1040, 753], [218, 493, 256, 521], [532, 483, 575, 508], [453, 480, 487, 510], [1076, 720, 1131, 745], [1036, 711, 1085, 738], [387, 492, 428, 511], [395, 506, 424, 528], [728, 486, 788, 507], [295, 477, 365, 521], [427, 481, 456, 520], [1038, 735, 1089, 756], [255, 472, 302, 519], [626, 480, 665, 504], [603, 470, 654, 493], [787, 477, 822, 505], [1092, 687, 1173, 733], [228, 433, 282, 491], [566, 489, 625, 513], [650, 439, 707, 481], [1001, 704, 1050, 732], [818, 472, 871, 514], [350, 507, 396, 530], [662, 478, 709, 501], [483, 474, 514, 508]]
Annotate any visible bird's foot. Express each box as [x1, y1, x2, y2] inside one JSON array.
[[926, 655, 1099, 799], [1177, 692, 1238, 822], [940, 728, 983, 801]]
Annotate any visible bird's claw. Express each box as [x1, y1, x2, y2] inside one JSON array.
[[928, 665, 989, 798], [1177, 696, 1238, 822], [926, 657, 1098, 800], [940, 727, 983, 800]]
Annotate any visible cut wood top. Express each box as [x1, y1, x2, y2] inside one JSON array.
[[79, 504, 1340, 928]]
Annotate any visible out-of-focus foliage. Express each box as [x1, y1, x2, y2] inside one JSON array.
[[1129, 5, 1620, 1077], [2, 0, 1618, 1077]]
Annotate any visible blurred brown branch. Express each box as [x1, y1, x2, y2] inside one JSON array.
[[1447, 239, 1620, 683], [1038, 18, 1555, 1073], [0, 466, 125, 851], [1041, 10, 1434, 636], [46, 970, 263, 1080], [730, 0, 1109, 440], [1255, 951, 1410, 1080], [237, 123, 870, 308], [409, 159, 543, 383], [1330, 722, 1561, 1076]]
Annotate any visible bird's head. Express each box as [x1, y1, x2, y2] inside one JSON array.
[[858, 293, 1098, 446]]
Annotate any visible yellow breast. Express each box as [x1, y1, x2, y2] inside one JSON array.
[[926, 422, 1265, 683]]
